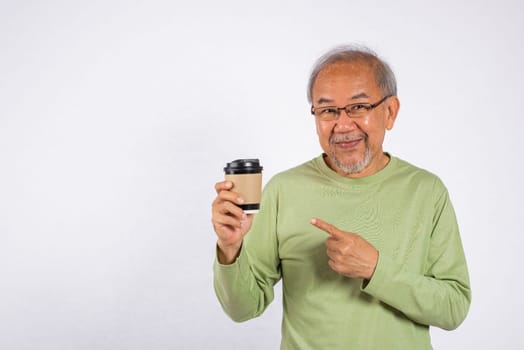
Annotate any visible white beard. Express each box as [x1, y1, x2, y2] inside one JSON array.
[[330, 144, 371, 175]]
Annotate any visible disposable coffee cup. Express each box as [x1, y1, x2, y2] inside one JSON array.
[[224, 159, 263, 214]]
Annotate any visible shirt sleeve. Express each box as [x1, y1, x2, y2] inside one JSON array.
[[213, 180, 282, 322], [362, 185, 471, 330]]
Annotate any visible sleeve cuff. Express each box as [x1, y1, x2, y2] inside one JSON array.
[[361, 251, 396, 296], [213, 244, 251, 285]]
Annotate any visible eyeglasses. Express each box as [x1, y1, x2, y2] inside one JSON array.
[[311, 95, 392, 121]]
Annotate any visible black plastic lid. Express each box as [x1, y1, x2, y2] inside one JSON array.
[[224, 159, 263, 174]]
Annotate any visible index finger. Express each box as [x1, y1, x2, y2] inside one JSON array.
[[214, 180, 234, 194], [310, 217, 344, 238]]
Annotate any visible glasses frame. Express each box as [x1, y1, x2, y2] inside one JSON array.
[[311, 95, 392, 121]]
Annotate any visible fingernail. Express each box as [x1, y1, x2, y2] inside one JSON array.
[[237, 197, 245, 204], [310, 218, 317, 224]]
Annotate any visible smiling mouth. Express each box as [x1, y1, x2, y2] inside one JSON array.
[[330, 134, 366, 149], [336, 138, 361, 148]]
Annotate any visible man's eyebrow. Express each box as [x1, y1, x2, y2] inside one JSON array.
[[315, 93, 370, 105], [315, 97, 334, 105], [350, 92, 369, 100]]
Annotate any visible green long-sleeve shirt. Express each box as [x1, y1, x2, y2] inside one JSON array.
[[214, 155, 471, 349]]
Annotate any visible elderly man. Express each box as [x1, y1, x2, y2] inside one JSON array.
[[211, 45, 471, 349]]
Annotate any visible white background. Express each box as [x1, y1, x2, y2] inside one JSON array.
[[1, 1, 523, 349]]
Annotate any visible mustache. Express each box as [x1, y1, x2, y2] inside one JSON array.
[[329, 132, 367, 144]]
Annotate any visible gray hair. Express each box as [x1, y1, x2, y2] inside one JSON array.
[[307, 44, 397, 103]]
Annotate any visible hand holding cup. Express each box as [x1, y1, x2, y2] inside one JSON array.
[[212, 159, 263, 265]]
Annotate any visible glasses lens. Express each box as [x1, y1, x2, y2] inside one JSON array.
[[346, 103, 372, 117], [317, 107, 338, 120]]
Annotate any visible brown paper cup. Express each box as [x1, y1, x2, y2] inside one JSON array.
[[225, 173, 262, 213], [224, 159, 263, 214]]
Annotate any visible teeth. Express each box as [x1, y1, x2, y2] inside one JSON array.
[[337, 139, 359, 143], [330, 133, 365, 145]]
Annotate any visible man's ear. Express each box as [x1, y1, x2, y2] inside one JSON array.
[[385, 96, 400, 131]]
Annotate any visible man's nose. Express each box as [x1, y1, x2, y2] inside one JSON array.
[[334, 111, 358, 131]]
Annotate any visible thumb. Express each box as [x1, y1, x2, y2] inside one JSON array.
[[310, 218, 345, 239]]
